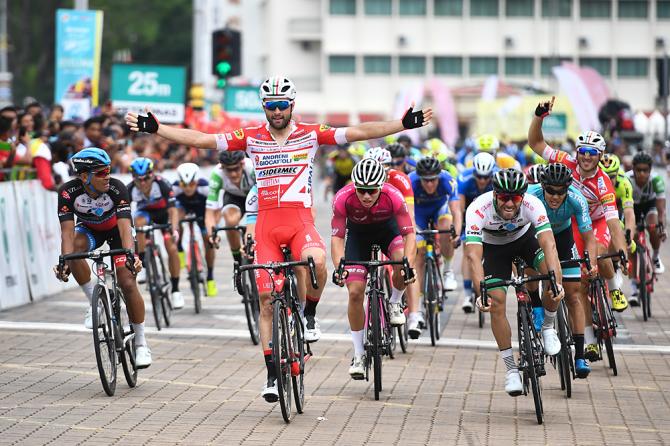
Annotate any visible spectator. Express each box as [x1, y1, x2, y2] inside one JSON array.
[[0, 106, 18, 133], [18, 112, 34, 135], [83, 116, 106, 148]]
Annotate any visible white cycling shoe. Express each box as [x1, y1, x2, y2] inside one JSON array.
[[654, 257, 665, 274], [171, 291, 184, 309], [84, 307, 93, 329], [349, 355, 365, 380], [505, 369, 523, 396], [389, 303, 406, 326], [135, 345, 152, 369], [443, 269, 458, 291], [262, 378, 279, 403], [304, 315, 321, 342], [542, 328, 561, 356], [136, 268, 146, 284]]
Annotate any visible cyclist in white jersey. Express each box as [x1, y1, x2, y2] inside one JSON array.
[[466, 169, 565, 396]]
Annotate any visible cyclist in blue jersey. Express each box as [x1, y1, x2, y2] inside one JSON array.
[[526, 163, 598, 378], [456, 138, 476, 171], [407, 157, 462, 338], [387, 142, 416, 175], [457, 152, 496, 312]]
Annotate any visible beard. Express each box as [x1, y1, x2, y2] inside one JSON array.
[[268, 112, 292, 130]]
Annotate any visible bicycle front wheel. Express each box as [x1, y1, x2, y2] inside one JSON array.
[[556, 301, 572, 398], [520, 307, 543, 424], [638, 248, 648, 322], [291, 305, 305, 414], [424, 257, 437, 347], [146, 246, 162, 331], [243, 268, 261, 345], [116, 288, 137, 388], [158, 253, 172, 328], [190, 241, 202, 314], [273, 301, 292, 422], [92, 285, 117, 396], [369, 289, 382, 401]]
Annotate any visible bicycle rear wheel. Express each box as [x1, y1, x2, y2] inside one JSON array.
[[397, 293, 408, 354], [431, 262, 442, 340], [605, 337, 617, 376], [369, 289, 382, 401], [556, 301, 572, 398], [243, 268, 261, 345], [595, 280, 618, 376], [158, 253, 172, 327], [424, 257, 437, 347], [116, 288, 137, 388], [478, 307, 485, 328], [521, 307, 543, 424], [273, 301, 292, 422], [190, 240, 202, 314], [638, 248, 648, 322], [92, 285, 117, 396], [146, 246, 162, 331], [291, 305, 305, 414]]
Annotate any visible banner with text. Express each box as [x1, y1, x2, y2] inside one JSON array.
[[0, 183, 30, 309]]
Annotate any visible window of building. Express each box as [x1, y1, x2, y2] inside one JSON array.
[[434, 56, 463, 75], [580, 0, 611, 18], [330, 0, 356, 14], [471, 0, 499, 16], [364, 56, 392, 74], [579, 57, 612, 76], [505, 57, 534, 75], [399, 0, 427, 15], [470, 57, 498, 75], [659, 0, 670, 18], [617, 58, 649, 76], [541, 0, 572, 17], [540, 57, 572, 75], [618, 0, 648, 18], [329, 55, 356, 73], [399, 56, 426, 74], [435, 0, 463, 15], [506, 0, 534, 16], [364, 0, 392, 15]]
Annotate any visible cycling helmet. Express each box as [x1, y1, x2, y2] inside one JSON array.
[[599, 153, 621, 176], [259, 76, 296, 101], [416, 156, 442, 179], [351, 158, 386, 188], [219, 150, 245, 165], [541, 163, 573, 187], [348, 142, 367, 158], [364, 147, 392, 165], [492, 168, 528, 194], [525, 164, 544, 185], [177, 163, 199, 184], [475, 134, 500, 153], [632, 151, 653, 166], [385, 143, 407, 158], [576, 131, 606, 152], [129, 157, 154, 176], [71, 147, 110, 174], [472, 152, 496, 177]]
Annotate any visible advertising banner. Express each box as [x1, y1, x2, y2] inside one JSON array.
[[0, 183, 30, 309], [54, 9, 104, 107]]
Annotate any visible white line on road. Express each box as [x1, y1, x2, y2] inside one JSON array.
[[1, 320, 670, 354]]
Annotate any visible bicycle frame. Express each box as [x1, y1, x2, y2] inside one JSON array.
[[135, 223, 172, 329]]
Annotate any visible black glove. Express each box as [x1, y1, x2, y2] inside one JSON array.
[[402, 107, 425, 129], [137, 112, 160, 133], [535, 102, 552, 118]]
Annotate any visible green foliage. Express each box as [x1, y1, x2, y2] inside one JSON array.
[[7, 0, 192, 105]]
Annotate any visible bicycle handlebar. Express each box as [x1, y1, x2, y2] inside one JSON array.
[[235, 256, 319, 291], [136, 223, 172, 233], [180, 214, 203, 224], [416, 226, 456, 237], [480, 257, 558, 308], [559, 249, 625, 272], [212, 225, 246, 237], [333, 256, 412, 286], [59, 248, 137, 276]]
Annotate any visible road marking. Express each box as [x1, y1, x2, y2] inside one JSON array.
[[2, 320, 670, 353]]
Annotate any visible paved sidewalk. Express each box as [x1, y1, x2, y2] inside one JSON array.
[[1, 189, 669, 445]]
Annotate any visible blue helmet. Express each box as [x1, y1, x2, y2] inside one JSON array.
[[130, 157, 154, 176], [71, 148, 111, 174]]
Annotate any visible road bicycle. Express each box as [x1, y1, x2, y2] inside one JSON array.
[[180, 214, 207, 314], [136, 223, 172, 330]]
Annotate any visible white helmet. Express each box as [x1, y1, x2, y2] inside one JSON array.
[[364, 147, 392, 165], [576, 131, 606, 152], [472, 152, 496, 177], [351, 158, 386, 188], [259, 76, 297, 101], [177, 163, 200, 184]]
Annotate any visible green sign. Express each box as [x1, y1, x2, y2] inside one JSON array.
[[224, 86, 263, 115], [542, 113, 567, 140], [111, 64, 186, 123]]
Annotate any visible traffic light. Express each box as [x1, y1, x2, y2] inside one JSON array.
[[212, 28, 241, 88]]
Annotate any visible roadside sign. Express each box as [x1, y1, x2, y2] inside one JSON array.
[[224, 85, 263, 116], [542, 113, 567, 140]]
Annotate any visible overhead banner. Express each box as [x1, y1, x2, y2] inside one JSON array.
[[111, 64, 187, 123], [0, 183, 30, 309], [54, 9, 104, 107]]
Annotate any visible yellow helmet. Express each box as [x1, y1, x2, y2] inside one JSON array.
[[532, 154, 547, 165], [348, 142, 368, 158], [383, 135, 396, 145], [599, 153, 621, 176], [476, 134, 500, 153], [523, 144, 534, 159]]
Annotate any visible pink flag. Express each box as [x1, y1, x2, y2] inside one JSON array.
[[429, 79, 459, 148], [563, 62, 610, 110]]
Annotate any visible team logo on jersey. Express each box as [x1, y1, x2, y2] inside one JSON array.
[[60, 205, 70, 213], [537, 215, 547, 223], [601, 193, 615, 204], [597, 176, 607, 193], [226, 133, 232, 141], [293, 153, 308, 161], [475, 209, 484, 219], [234, 129, 245, 140], [305, 234, 312, 242], [319, 124, 331, 132], [61, 190, 70, 200], [556, 152, 567, 162], [470, 224, 480, 231]]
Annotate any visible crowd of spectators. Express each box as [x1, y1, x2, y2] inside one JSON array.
[[0, 99, 219, 190]]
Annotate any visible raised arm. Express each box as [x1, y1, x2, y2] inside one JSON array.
[[125, 110, 218, 149], [528, 96, 555, 156], [345, 106, 433, 142]]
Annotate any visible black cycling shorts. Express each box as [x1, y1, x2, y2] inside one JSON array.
[[634, 200, 657, 221], [75, 223, 124, 251], [482, 227, 544, 290], [554, 228, 580, 282], [222, 192, 247, 214]]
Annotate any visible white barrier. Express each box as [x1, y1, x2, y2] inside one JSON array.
[[0, 182, 31, 309]]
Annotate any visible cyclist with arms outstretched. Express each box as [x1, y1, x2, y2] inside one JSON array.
[[126, 75, 432, 402]]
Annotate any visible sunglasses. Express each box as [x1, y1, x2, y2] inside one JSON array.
[[355, 187, 381, 196], [577, 146, 600, 156], [420, 176, 439, 183], [133, 174, 152, 182], [224, 165, 243, 173], [496, 193, 524, 204], [263, 100, 292, 111], [544, 186, 568, 196], [92, 167, 111, 178], [392, 159, 405, 166], [474, 174, 491, 180], [180, 180, 196, 187]]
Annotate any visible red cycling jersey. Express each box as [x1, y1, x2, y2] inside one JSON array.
[[216, 121, 348, 211], [542, 146, 618, 222], [387, 169, 414, 205], [331, 183, 414, 238]]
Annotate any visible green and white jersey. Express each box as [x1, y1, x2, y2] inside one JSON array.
[[626, 170, 665, 204], [465, 191, 552, 245], [206, 158, 256, 209]]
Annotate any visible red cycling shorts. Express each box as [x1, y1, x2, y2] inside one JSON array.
[[572, 216, 611, 256]]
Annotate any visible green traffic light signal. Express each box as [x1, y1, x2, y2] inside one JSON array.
[[216, 78, 227, 89], [216, 61, 232, 76]]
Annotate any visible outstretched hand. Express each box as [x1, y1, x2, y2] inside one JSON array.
[[535, 96, 555, 118], [402, 102, 433, 129], [125, 107, 159, 133]]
